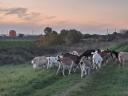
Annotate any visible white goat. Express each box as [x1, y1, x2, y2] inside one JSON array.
[[46, 56, 60, 69], [31, 56, 48, 69], [92, 51, 103, 69], [118, 52, 128, 67]]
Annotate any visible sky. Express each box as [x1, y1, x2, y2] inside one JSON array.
[[0, 0, 128, 35]]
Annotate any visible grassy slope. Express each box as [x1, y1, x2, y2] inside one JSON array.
[[0, 44, 128, 96], [0, 64, 82, 96], [110, 42, 128, 51]]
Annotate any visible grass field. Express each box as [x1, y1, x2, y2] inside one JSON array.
[[0, 40, 35, 47], [0, 43, 128, 96]]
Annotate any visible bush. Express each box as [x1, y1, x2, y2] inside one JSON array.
[[0, 46, 64, 65]]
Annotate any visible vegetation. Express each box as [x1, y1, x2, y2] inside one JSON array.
[[0, 40, 34, 47], [0, 43, 128, 96], [37, 27, 83, 47], [0, 28, 128, 96], [0, 40, 65, 65], [0, 46, 64, 65], [0, 35, 127, 65], [36, 27, 128, 47], [0, 64, 81, 96]]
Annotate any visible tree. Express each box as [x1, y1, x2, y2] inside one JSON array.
[[84, 34, 91, 38], [18, 34, 24, 38], [44, 27, 52, 35], [60, 29, 69, 43], [60, 29, 83, 45], [36, 27, 83, 47]]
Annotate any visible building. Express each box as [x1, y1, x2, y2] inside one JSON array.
[[9, 30, 16, 37]]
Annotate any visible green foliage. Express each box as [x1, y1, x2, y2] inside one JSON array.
[[0, 46, 61, 65], [44, 27, 52, 36], [37, 27, 83, 47], [61, 29, 83, 45], [37, 27, 62, 47], [37, 35, 61, 47], [0, 40, 64, 65]]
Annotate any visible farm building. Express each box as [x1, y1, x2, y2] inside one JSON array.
[[9, 30, 16, 37]]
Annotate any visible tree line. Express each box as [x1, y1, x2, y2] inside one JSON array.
[[36, 27, 128, 47], [37, 27, 83, 47]]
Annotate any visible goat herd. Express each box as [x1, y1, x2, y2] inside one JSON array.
[[31, 49, 128, 78]]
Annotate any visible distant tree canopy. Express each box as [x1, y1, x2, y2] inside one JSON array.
[[44, 27, 52, 35], [37, 27, 60, 47], [36, 27, 128, 47], [60, 29, 83, 45], [37, 27, 83, 47]]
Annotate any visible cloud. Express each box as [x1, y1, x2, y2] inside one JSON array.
[[0, 7, 56, 23], [2, 7, 27, 16], [0, 7, 40, 21]]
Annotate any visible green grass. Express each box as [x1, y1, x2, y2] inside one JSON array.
[[0, 43, 128, 96], [0, 64, 82, 96], [0, 62, 128, 96], [110, 42, 128, 52], [0, 40, 35, 47], [65, 63, 128, 96]]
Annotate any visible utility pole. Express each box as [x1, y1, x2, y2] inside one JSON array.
[[107, 28, 109, 35], [115, 28, 117, 32], [106, 28, 109, 41]]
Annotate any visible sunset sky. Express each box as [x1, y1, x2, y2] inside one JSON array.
[[0, 0, 127, 35]]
